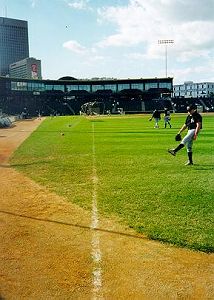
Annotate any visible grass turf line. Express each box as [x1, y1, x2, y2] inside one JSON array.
[[10, 114, 214, 252]]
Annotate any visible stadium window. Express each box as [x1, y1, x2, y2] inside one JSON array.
[[28, 82, 45, 91], [159, 82, 172, 89], [118, 84, 130, 91], [79, 85, 91, 92], [92, 84, 105, 92], [11, 82, 17, 90], [145, 83, 158, 90], [66, 85, 78, 92], [45, 84, 64, 91], [12, 81, 28, 91], [131, 83, 144, 91], [103, 84, 117, 92]]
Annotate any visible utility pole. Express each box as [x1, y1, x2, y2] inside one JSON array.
[[158, 39, 174, 77]]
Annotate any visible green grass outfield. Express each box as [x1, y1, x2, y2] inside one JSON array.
[[11, 113, 214, 252]]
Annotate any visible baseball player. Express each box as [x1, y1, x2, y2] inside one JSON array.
[[164, 108, 172, 128], [168, 104, 202, 165], [149, 109, 161, 128]]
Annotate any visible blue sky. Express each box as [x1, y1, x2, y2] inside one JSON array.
[[2, 0, 214, 84]]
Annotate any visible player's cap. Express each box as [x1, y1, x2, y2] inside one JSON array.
[[187, 104, 197, 111]]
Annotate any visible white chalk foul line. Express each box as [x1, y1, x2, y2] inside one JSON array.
[[91, 123, 103, 300]]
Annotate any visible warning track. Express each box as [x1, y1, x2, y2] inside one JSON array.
[[0, 119, 213, 299]]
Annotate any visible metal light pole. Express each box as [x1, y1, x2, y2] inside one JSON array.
[[158, 39, 174, 77]]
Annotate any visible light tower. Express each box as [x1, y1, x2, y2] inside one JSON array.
[[158, 39, 174, 77]]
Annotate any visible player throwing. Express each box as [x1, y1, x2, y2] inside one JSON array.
[[168, 104, 202, 165]]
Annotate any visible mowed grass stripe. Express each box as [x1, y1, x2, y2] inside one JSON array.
[[11, 114, 214, 252]]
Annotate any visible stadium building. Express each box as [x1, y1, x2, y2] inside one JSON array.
[[0, 76, 173, 116], [0, 17, 29, 76]]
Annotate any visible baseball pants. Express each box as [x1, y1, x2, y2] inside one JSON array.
[[181, 129, 195, 152]]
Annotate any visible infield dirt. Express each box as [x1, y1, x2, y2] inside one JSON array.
[[0, 119, 213, 299]]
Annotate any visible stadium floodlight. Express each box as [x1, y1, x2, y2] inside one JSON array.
[[158, 39, 174, 77]]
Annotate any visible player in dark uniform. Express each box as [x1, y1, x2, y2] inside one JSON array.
[[149, 109, 161, 128], [168, 104, 202, 165]]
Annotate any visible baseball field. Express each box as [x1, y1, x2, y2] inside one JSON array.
[[10, 113, 214, 253]]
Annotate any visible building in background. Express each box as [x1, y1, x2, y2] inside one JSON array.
[[173, 81, 214, 98], [0, 17, 29, 76], [171, 81, 214, 112], [9, 57, 42, 79]]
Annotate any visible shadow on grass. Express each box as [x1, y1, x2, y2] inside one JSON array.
[[0, 209, 146, 241], [0, 160, 51, 168]]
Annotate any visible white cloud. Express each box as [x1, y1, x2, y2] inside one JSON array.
[[60, 0, 214, 82], [63, 40, 87, 54], [30, 0, 37, 8], [177, 50, 210, 63], [83, 55, 105, 65], [172, 60, 214, 84], [67, 0, 90, 10], [153, 0, 214, 23], [96, 0, 214, 63], [62, 40, 104, 64]]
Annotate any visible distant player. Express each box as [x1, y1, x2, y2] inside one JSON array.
[[168, 104, 202, 165], [149, 109, 161, 128], [164, 108, 172, 128]]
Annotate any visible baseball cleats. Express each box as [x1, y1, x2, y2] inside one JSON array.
[[168, 149, 176, 156], [185, 161, 193, 166]]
